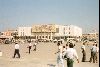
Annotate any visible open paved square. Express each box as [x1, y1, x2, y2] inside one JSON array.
[[0, 41, 99, 67]]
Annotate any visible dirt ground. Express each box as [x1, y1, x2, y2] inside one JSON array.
[[0, 41, 99, 67]]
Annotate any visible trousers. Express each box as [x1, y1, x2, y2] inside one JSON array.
[[67, 58, 74, 67], [14, 49, 20, 58]]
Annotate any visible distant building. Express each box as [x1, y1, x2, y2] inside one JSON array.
[[0, 29, 15, 39], [31, 24, 82, 40], [65, 25, 82, 37], [82, 32, 99, 39], [18, 27, 32, 36], [32, 24, 56, 40]]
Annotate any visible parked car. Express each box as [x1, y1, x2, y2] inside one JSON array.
[[4, 39, 11, 44], [53, 39, 57, 43]]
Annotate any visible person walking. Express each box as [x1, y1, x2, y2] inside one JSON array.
[[90, 44, 97, 63], [81, 43, 86, 62], [55, 42, 64, 67], [13, 43, 20, 58], [63, 44, 69, 59], [64, 43, 79, 67]]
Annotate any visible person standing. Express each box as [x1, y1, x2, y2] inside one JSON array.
[[64, 43, 79, 67], [13, 43, 20, 58], [28, 41, 32, 54], [33, 42, 37, 51], [95, 44, 99, 63], [90, 44, 97, 63], [81, 43, 86, 62], [62, 46, 66, 59]]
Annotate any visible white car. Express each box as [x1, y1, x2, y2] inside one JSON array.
[[53, 39, 57, 43]]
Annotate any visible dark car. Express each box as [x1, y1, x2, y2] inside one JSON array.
[[4, 39, 11, 44]]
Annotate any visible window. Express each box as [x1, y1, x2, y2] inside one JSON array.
[[56, 28, 59, 33], [42, 36, 44, 38], [69, 32, 70, 34], [46, 36, 48, 38], [40, 36, 41, 39], [49, 36, 51, 39], [21, 32, 22, 36]]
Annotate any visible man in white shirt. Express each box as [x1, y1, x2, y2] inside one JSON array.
[[90, 44, 97, 63], [81, 43, 86, 62], [64, 43, 79, 67], [13, 43, 20, 58]]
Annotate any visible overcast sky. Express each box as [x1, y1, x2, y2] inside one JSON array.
[[0, 0, 99, 33]]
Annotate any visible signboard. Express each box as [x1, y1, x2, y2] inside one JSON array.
[[32, 24, 56, 32]]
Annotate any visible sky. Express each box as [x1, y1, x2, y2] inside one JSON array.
[[0, 0, 99, 33]]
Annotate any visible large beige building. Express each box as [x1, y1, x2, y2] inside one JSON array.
[[31, 24, 82, 40], [17, 24, 82, 40], [32, 24, 56, 40]]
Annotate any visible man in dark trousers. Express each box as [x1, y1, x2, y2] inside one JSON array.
[[28, 41, 32, 54], [81, 43, 86, 62], [90, 44, 97, 63], [13, 43, 20, 58]]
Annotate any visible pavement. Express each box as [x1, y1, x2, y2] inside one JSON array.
[[0, 41, 99, 67]]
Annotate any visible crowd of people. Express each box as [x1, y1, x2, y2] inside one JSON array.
[[55, 40, 99, 67], [55, 41, 79, 67]]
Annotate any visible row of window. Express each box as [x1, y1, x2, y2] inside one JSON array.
[[35, 35, 51, 39]]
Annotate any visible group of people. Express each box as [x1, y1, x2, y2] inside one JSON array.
[[81, 41, 99, 63], [55, 41, 79, 67], [27, 41, 37, 54], [12, 40, 99, 67], [55, 40, 99, 67], [13, 41, 37, 58]]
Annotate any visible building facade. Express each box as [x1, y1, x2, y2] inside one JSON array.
[[32, 24, 56, 40], [17, 24, 82, 40], [18, 27, 32, 36], [65, 25, 82, 37], [31, 24, 82, 40], [82, 32, 99, 40]]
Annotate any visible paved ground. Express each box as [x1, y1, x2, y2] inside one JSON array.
[[0, 41, 99, 67]]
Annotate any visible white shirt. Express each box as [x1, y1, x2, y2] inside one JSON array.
[[58, 46, 63, 53], [96, 47, 99, 52], [62, 48, 66, 56], [65, 48, 78, 59], [81, 45, 85, 50], [29, 43, 32, 46], [91, 45, 97, 52], [15, 44, 19, 49]]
